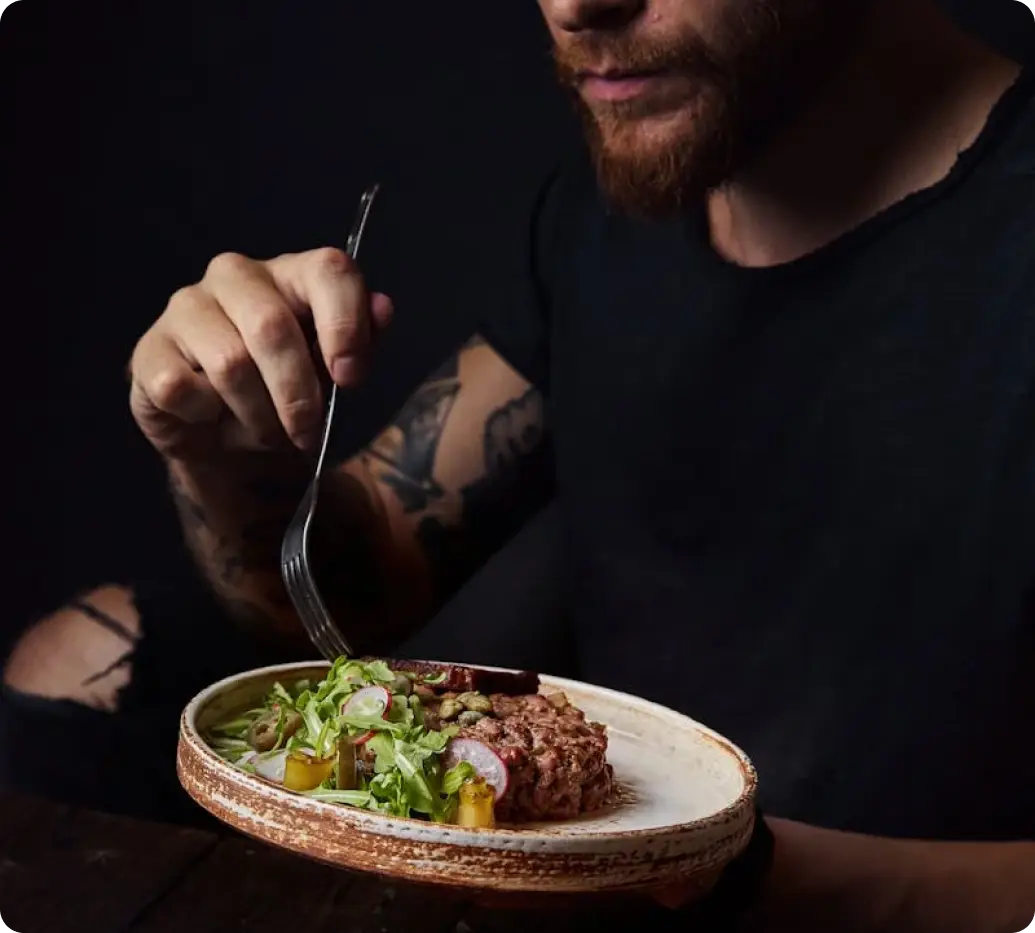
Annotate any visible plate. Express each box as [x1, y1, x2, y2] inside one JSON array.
[[177, 661, 757, 896]]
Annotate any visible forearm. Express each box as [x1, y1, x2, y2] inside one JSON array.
[[169, 453, 429, 651], [169, 453, 311, 643], [742, 817, 1035, 933]]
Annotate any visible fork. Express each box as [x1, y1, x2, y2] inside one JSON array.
[[280, 183, 380, 661]]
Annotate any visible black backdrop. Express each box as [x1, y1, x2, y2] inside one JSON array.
[[1, 0, 1033, 657]]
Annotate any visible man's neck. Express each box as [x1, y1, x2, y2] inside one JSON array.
[[707, 0, 1021, 269]]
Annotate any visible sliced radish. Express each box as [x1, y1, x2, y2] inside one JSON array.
[[252, 749, 289, 784], [342, 685, 392, 719], [342, 685, 392, 745], [443, 738, 510, 799]]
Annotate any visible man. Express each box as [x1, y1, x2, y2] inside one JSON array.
[[5, 0, 1035, 928]]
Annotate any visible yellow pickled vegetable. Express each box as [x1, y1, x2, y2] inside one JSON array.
[[283, 753, 335, 791], [457, 778, 496, 828]]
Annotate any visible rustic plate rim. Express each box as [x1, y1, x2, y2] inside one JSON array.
[[180, 659, 758, 845]]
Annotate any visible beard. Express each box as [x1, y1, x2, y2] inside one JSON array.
[[553, 0, 867, 219]]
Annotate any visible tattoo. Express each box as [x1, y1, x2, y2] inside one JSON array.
[[415, 388, 553, 604], [70, 600, 139, 644], [170, 471, 207, 534], [168, 466, 306, 639], [482, 389, 546, 473], [218, 517, 287, 585], [367, 360, 461, 514]]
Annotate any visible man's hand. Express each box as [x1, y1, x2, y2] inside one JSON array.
[[130, 249, 393, 460]]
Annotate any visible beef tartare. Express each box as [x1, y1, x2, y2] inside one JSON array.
[[425, 691, 614, 822], [207, 656, 616, 828]]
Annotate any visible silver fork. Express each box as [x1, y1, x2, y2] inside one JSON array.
[[280, 183, 380, 660]]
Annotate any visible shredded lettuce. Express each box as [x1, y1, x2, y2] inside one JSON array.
[[206, 656, 475, 821]]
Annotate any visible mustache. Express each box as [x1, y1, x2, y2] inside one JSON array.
[[551, 32, 728, 87]]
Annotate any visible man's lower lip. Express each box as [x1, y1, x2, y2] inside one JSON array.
[[581, 73, 662, 102]]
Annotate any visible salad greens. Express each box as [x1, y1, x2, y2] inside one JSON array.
[[208, 657, 476, 822]]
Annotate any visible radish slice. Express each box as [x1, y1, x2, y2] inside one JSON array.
[[252, 749, 289, 784], [342, 686, 392, 745], [443, 738, 510, 799], [342, 686, 392, 719]]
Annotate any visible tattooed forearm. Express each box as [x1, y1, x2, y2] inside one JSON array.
[[167, 451, 400, 647], [366, 357, 460, 514], [164, 333, 553, 647], [415, 388, 553, 605], [358, 337, 553, 611], [482, 389, 547, 472], [167, 458, 312, 641]]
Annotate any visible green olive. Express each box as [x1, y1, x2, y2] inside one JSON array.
[[281, 708, 302, 737], [247, 708, 301, 752], [457, 710, 485, 728], [438, 699, 464, 722], [463, 694, 494, 715], [390, 673, 413, 697], [337, 738, 358, 790]]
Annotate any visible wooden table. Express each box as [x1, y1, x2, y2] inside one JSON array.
[[0, 792, 682, 933]]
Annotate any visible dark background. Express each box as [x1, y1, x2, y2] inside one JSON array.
[[1, 0, 1033, 659]]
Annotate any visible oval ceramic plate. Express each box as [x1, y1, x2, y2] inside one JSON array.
[[178, 661, 757, 896]]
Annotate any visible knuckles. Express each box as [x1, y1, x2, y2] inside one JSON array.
[[206, 344, 254, 389], [246, 304, 298, 350], [279, 395, 322, 437], [141, 366, 194, 413], [205, 251, 253, 280], [308, 246, 355, 279]]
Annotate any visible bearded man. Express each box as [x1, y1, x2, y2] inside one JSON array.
[[6, 1, 1035, 929]]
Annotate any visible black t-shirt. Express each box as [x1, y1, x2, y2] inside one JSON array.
[[481, 70, 1035, 841]]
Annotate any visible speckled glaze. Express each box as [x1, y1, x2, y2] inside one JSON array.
[[177, 662, 757, 896]]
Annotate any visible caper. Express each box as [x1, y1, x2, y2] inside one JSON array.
[[463, 694, 494, 715], [547, 691, 569, 710], [390, 673, 413, 697], [457, 710, 485, 728], [439, 699, 464, 721]]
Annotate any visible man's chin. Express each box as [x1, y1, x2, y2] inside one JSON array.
[[588, 115, 722, 219]]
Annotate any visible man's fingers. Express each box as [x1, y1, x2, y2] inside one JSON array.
[[371, 291, 395, 331], [166, 284, 288, 448], [267, 248, 374, 387], [131, 328, 222, 425], [206, 255, 325, 449]]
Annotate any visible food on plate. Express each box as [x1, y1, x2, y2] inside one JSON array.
[[206, 657, 615, 826]]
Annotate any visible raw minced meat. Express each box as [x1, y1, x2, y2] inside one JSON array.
[[458, 692, 615, 822]]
